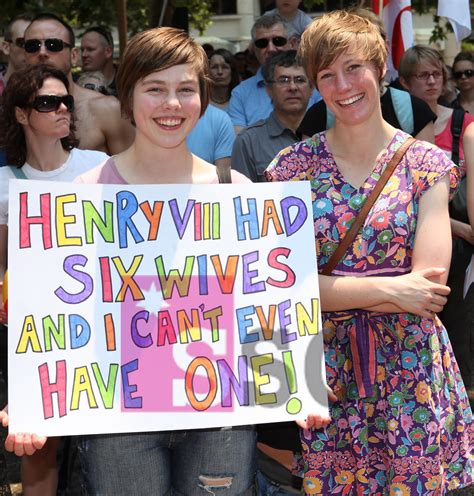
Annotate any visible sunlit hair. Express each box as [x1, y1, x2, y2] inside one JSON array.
[[117, 27, 210, 121], [298, 10, 387, 88], [0, 64, 77, 167], [398, 45, 448, 87], [251, 14, 293, 41]]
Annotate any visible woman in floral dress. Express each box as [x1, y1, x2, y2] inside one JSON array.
[[266, 10, 474, 495]]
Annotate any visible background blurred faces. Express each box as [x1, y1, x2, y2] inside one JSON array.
[[81, 31, 112, 72], [253, 23, 291, 66]]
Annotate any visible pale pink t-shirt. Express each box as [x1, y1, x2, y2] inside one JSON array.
[[75, 157, 251, 184]]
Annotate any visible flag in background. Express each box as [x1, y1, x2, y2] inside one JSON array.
[[373, 0, 413, 79], [438, 0, 471, 43]]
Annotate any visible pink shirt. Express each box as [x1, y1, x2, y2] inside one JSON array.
[[75, 157, 251, 185], [435, 111, 474, 163]]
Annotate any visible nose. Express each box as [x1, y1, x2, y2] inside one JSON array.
[[287, 78, 298, 91], [164, 90, 180, 108], [335, 73, 351, 92]]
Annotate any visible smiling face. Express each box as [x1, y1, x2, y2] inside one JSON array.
[[267, 64, 312, 116], [316, 52, 382, 127], [132, 64, 201, 150], [16, 77, 71, 141]]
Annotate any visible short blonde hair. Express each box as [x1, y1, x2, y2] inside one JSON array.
[[298, 10, 387, 87], [398, 45, 448, 86], [117, 27, 209, 120]]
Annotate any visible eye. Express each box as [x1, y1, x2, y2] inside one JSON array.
[[147, 86, 163, 93], [179, 87, 197, 94], [318, 72, 333, 81], [347, 64, 362, 72]]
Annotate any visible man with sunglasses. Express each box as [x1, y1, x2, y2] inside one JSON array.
[[0, 13, 33, 95], [80, 26, 117, 96], [23, 12, 134, 155], [228, 14, 321, 134]]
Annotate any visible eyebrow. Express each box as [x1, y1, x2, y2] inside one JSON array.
[[142, 79, 198, 86]]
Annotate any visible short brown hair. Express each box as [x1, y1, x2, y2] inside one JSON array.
[[398, 45, 448, 87], [0, 64, 78, 166], [298, 10, 387, 87], [117, 27, 210, 120]]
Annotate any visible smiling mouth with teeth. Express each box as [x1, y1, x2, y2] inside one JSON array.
[[338, 94, 364, 106], [156, 118, 183, 127]]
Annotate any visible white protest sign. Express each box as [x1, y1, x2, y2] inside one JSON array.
[[8, 180, 327, 436]]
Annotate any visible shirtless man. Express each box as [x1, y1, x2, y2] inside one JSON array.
[[23, 13, 134, 154]]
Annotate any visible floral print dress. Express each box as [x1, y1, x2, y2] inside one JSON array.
[[265, 130, 474, 495]]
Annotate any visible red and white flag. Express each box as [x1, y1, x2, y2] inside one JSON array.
[[438, 0, 471, 43], [373, 0, 414, 79]]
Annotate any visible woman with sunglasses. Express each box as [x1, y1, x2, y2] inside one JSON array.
[[452, 51, 474, 114], [0, 63, 108, 496], [266, 12, 473, 493]]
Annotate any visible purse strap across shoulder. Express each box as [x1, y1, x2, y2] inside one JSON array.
[[321, 136, 415, 276]]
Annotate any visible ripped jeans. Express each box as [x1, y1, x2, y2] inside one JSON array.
[[78, 426, 256, 495]]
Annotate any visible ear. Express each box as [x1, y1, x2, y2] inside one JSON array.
[[70, 47, 79, 67], [105, 45, 113, 59], [266, 84, 273, 100], [15, 106, 29, 125], [288, 35, 298, 49], [399, 76, 410, 91], [0, 40, 10, 57]]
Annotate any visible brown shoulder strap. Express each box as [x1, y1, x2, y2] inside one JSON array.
[[216, 162, 232, 183], [322, 137, 415, 276]]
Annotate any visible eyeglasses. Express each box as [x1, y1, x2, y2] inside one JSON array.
[[27, 95, 74, 113], [4, 37, 24, 48], [453, 69, 474, 79], [24, 38, 72, 54], [254, 36, 288, 49], [413, 71, 443, 81], [268, 75, 309, 87], [83, 83, 108, 95]]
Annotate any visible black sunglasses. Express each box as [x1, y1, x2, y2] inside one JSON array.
[[5, 37, 24, 48], [24, 38, 72, 54], [28, 95, 74, 113], [453, 69, 474, 79], [254, 36, 288, 49], [84, 83, 109, 95]]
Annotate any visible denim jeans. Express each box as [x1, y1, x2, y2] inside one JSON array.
[[255, 470, 302, 496], [79, 426, 256, 495]]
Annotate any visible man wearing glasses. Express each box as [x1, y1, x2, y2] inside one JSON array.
[[228, 14, 320, 134], [231, 50, 312, 182], [0, 13, 33, 95], [23, 13, 134, 155]]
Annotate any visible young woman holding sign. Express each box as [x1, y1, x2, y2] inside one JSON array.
[[73, 27, 265, 495], [266, 10, 473, 494]]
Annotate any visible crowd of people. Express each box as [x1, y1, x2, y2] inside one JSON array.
[[0, 1, 473, 494]]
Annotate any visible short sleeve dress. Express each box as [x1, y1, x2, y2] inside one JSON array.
[[265, 130, 473, 495]]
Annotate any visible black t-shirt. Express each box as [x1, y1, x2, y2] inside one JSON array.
[[298, 90, 436, 137]]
